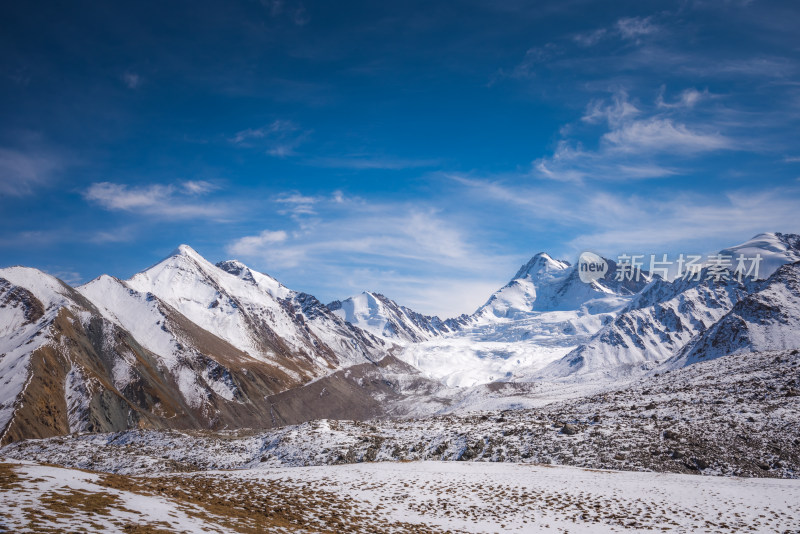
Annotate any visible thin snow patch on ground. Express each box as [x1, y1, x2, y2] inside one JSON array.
[[0, 460, 232, 533], [234, 461, 800, 532], [4, 458, 796, 533]]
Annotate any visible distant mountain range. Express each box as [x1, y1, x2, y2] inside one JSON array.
[[2, 232, 799, 444]]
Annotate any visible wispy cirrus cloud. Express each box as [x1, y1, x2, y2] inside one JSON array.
[[230, 120, 310, 157], [603, 118, 732, 153], [275, 191, 319, 217], [615, 16, 660, 41], [84, 181, 228, 219], [533, 90, 734, 182], [453, 175, 800, 255], [225, 193, 515, 316], [0, 146, 65, 196], [181, 180, 218, 195], [228, 229, 288, 257], [307, 155, 440, 170], [657, 87, 711, 109], [571, 16, 660, 48]]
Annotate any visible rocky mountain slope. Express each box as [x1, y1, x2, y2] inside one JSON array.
[[0, 247, 405, 445], [3, 233, 800, 446], [474, 253, 648, 320], [5, 348, 797, 479], [672, 260, 800, 367], [545, 233, 800, 380]]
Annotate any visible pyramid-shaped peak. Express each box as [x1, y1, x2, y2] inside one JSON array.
[[158, 244, 218, 269], [513, 252, 569, 280], [171, 244, 203, 258]]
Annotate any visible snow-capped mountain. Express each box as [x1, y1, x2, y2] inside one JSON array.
[[670, 261, 800, 367], [473, 253, 648, 320], [0, 247, 404, 445], [391, 253, 649, 387], [3, 233, 800, 445], [542, 233, 800, 380], [720, 232, 800, 279], [389, 233, 800, 386], [0, 265, 217, 444], [126, 245, 390, 371], [328, 291, 469, 343]]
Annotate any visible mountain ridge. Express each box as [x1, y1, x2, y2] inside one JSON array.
[[2, 232, 800, 444]]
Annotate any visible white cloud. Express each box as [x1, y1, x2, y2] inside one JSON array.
[[616, 16, 659, 40], [454, 176, 800, 257], [230, 120, 309, 157], [572, 28, 608, 47], [84, 181, 228, 219], [275, 192, 319, 217], [603, 118, 732, 153], [228, 230, 288, 257], [656, 87, 710, 109], [569, 16, 659, 49], [566, 189, 800, 253], [532, 140, 679, 182], [0, 147, 63, 196], [231, 120, 295, 143], [224, 194, 517, 316], [533, 91, 734, 182], [582, 92, 640, 125], [181, 180, 218, 195], [309, 155, 440, 170], [230, 209, 482, 269]]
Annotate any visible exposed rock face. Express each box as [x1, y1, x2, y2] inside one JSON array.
[[3, 233, 800, 446], [4, 349, 798, 480], [0, 252, 401, 445], [672, 262, 800, 367]]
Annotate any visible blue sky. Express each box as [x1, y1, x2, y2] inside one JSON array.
[[1, 0, 799, 316]]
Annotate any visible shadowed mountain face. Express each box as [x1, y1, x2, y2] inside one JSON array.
[[2, 233, 800, 444], [542, 234, 800, 380], [0, 248, 405, 445], [0, 268, 311, 445]]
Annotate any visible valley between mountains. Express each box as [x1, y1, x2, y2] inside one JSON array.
[[2, 232, 800, 532]]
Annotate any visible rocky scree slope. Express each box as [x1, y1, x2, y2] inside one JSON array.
[[5, 348, 798, 479]]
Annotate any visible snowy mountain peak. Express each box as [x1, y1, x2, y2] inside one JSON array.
[[329, 291, 468, 343], [0, 266, 77, 311], [136, 244, 220, 283], [171, 244, 202, 258], [81, 273, 123, 288], [513, 253, 570, 281], [720, 232, 800, 280]]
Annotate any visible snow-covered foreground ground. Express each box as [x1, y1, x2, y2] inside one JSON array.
[[2, 459, 799, 533]]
